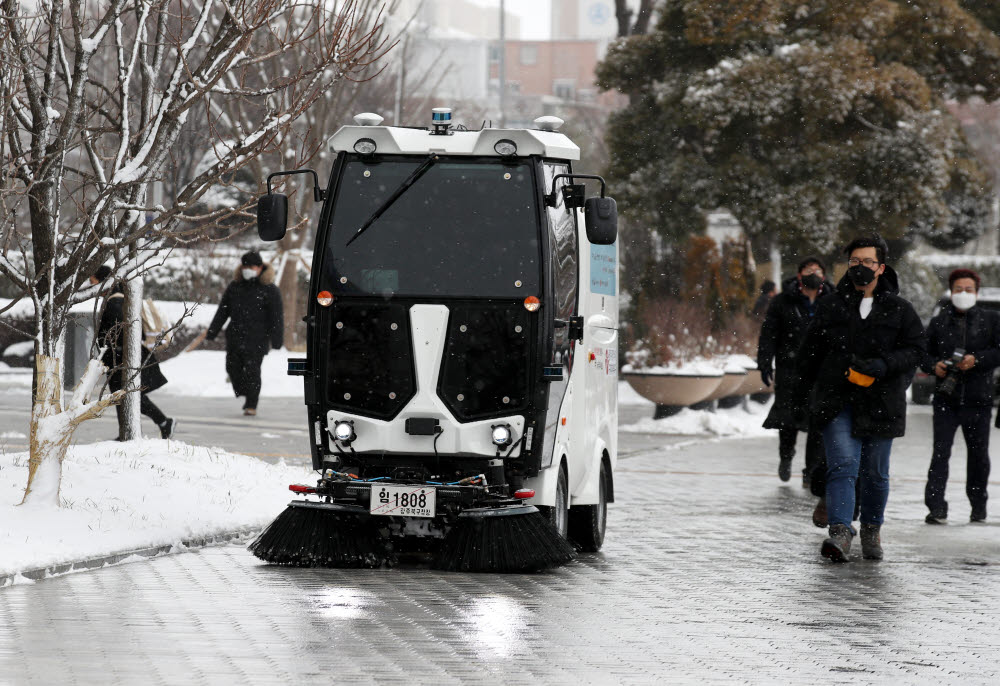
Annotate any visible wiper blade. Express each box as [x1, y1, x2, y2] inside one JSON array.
[[346, 155, 438, 246]]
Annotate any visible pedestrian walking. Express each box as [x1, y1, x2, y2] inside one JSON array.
[[752, 280, 777, 318], [93, 269, 176, 440], [757, 258, 832, 485], [797, 235, 925, 562], [922, 268, 998, 524], [206, 251, 284, 416]]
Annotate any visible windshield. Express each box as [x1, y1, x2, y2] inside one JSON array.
[[322, 157, 540, 298]]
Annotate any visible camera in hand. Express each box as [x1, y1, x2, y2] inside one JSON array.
[[937, 348, 967, 397]]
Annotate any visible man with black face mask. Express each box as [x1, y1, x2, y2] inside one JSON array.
[[921, 268, 998, 525], [797, 235, 925, 562], [757, 258, 833, 486]]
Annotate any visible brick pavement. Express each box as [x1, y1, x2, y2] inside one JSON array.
[[1, 406, 998, 684]]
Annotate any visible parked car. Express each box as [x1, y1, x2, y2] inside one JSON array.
[[911, 286, 1000, 405]]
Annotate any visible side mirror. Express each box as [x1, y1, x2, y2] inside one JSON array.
[[584, 196, 617, 245], [257, 193, 288, 242]]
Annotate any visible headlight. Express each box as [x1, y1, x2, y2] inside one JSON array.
[[333, 420, 356, 444], [494, 139, 517, 156], [354, 138, 377, 154], [491, 424, 513, 447]]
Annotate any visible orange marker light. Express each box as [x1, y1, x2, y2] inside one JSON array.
[[561, 417, 566, 426], [317, 290, 333, 307], [523, 296, 540, 312]]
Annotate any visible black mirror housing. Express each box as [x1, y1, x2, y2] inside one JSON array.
[[257, 194, 288, 242], [584, 196, 618, 245]]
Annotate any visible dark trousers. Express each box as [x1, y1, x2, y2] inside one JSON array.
[[926, 401, 992, 515], [227, 348, 266, 409], [108, 371, 167, 433], [778, 426, 824, 476]]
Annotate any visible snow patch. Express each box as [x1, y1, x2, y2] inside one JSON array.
[[159, 349, 302, 398], [0, 440, 313, 577], [622, 398, 776, 438]]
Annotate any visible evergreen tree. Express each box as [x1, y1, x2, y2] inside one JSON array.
[[597, 0, 998, 267]]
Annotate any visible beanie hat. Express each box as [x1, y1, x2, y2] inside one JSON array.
[[241, 251, 263, 267]]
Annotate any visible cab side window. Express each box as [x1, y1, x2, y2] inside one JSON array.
[[543, 163, 578, 322]]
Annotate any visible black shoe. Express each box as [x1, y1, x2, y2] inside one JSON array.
[[821, 524, 853, 562], [860, 523, 883, 560], [158, 418, 176, 439], [801, 472, 811, 489], [925, 511, 947, 525], [971, 506, 987, 523], [778, 457, 792, 482]]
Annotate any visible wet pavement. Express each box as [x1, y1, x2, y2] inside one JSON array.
[[1, 395, 999, 683]]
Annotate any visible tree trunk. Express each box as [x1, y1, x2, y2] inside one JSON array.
[[121, 278, 143, 440], [21, 355, 125, 506], [277, 234, 302, 350], [21, 355, 69, 507]]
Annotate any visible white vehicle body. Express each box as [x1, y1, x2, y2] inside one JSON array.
[[276, 111, 618, 546]]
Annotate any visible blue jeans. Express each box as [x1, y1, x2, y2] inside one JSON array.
[[822, 406, 894, 527]]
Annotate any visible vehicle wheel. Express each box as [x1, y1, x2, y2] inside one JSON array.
[[537, 462, 569, 538], [569, 459, 608, 552]]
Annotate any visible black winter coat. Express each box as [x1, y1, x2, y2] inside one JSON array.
[[758, 276, 834, 430], [97, 292, 167, 393], [796, 266, 925, 438], [206, 263, 284, 355], [921, 303, 1000, 407]]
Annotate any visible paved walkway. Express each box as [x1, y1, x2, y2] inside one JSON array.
[[1, 402, 998, 684]]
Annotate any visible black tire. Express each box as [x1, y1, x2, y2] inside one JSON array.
[[537, 461, 569, 538], [569, 459, 608, 552]]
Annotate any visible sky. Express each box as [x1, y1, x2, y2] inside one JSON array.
[[506, 0, 552, 39], [470, 0, 553, 40]]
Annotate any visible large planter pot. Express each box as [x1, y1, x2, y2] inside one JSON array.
[[623, 372, 724, 409], [735, 368, 771, 396], [702, 370, 747, 403]]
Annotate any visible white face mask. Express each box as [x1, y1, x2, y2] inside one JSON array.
[[242, 268, 259, 281], [951, 291, 977, 311]]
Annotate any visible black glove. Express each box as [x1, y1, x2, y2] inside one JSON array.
[[758, 360, 773, 387], [852, 357, 888, 379]]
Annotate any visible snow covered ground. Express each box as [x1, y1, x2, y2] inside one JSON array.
[[0, 361, 32, 388], [618, 381, 776, 437], [0, 440, 313, 583], [158, 349, 302, 397]]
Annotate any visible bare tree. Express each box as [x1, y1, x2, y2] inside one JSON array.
[[0, 0, 390, 506], [614, 0, 655, 37]]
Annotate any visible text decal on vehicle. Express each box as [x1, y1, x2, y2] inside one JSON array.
[[370, 484, 436, 518], [590, 244, 616, 295]]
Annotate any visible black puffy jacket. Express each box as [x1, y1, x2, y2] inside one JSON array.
[[921, 303, 1000, 407], [97, 290, 167, 393], [796, 265, 925, 438], [758, 276, 834, 430], [206, 264, 284, 355]]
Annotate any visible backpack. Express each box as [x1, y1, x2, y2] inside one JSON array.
[[140, 299, 172, 353]]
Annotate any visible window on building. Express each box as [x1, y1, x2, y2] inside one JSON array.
[[520, 44, 538, 66], [553, 79, 576, 101]]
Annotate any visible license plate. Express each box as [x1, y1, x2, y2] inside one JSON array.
[[369, 484, 436, 518]]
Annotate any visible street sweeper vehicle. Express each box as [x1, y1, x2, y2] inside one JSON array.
[[249, 109, 619, 572]]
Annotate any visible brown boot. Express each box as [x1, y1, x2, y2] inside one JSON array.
[[860, 524, 883, 560], [812, 498, 828, 528], [821, 524, 853, 562]]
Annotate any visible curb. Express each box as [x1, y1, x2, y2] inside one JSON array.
[[0, 528, 258, 588]]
